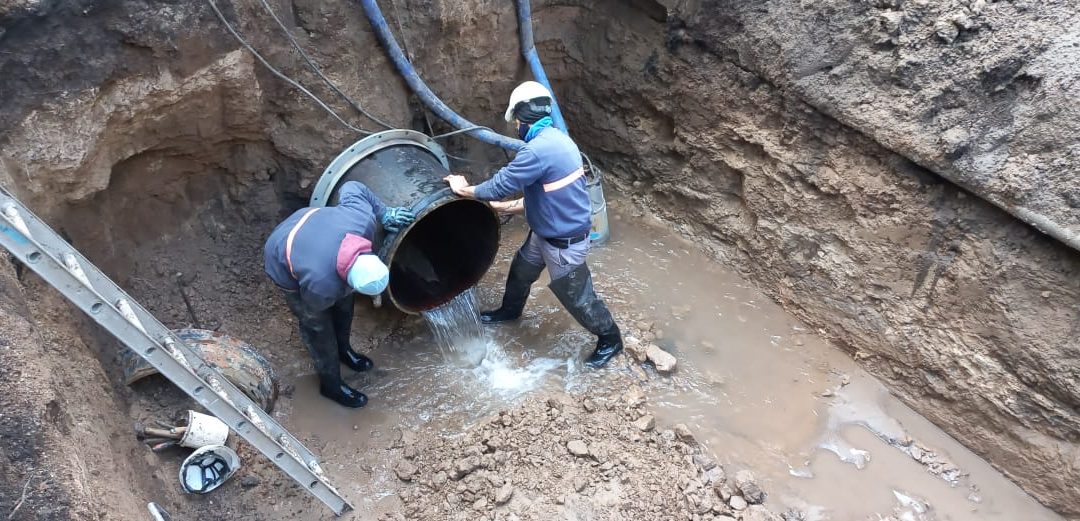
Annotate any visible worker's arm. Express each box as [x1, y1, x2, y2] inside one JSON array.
[[338, 180, 414, 232], [488, 198, 525, 215], [444, 147, 543, 201], [338, 181, 387, 218]]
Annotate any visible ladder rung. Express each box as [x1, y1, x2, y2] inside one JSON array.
[[116, 298, 146, 333], [62, 253, 93, 288], [1, 204, 31, 239]]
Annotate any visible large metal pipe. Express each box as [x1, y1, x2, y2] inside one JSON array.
[[309, 130, 500, 314]]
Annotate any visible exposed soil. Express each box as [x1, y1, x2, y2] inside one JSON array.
[[383, 390, 783, 521], [1, 0, 1078, 520]]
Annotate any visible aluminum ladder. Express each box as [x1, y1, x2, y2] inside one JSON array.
[[0, 186, 352, 515]]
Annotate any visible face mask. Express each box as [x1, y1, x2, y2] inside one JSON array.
[[517, 121, 530, 139]]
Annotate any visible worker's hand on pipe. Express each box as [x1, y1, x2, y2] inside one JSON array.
[[443, 174, 474, 197], [380, 207, 416, 233]]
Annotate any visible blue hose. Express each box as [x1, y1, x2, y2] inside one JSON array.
[[359, 0, 524, 151], [515, 0, 568, 132]]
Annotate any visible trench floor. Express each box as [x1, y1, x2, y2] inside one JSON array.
[[204, 199, 1059, 521]]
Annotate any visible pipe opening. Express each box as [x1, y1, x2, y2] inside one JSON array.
[[317, 131, 501, 314], [387, 198, 500, 313]]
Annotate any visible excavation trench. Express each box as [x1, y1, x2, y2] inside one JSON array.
[[1, 1, 1078, 520]]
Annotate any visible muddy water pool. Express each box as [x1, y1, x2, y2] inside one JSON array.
[[270, 203, 1060, 520]]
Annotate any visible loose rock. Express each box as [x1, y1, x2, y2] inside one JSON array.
[[735, 470, 766, 504], [674, 423, 695, 443], [394, 461, 418, 482], [633, 414, 656, 432], [625, 337, 649, 362], [494, 483, 514, 505], [567, 440, 590, 457], [646, 344, 677, 374], [451, 456, 480, 480], [730, 495, 748, 511]]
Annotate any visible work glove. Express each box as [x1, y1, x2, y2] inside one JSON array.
[[380, 207, 416, 233]]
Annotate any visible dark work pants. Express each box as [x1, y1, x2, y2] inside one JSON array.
[[283, 291, 354, 390]]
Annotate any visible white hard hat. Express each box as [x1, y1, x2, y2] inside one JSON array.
[[504, 81, 553, 122], [348, 254, 389, 296], [179, 445, 241, 494]]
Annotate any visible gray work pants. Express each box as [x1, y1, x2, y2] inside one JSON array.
[[519, 231, 590, 281]]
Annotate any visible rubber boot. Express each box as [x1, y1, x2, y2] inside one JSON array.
[[548, 263, 624, 368], [285, 292, 368, 408], [481, 251, 545, 324], [331, 296, 373, 372]]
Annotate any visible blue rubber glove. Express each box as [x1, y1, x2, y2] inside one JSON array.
[[380, 207, 416, 233]]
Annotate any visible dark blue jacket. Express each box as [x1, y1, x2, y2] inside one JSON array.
[[264, 182, 386, 311], [474, 128, 591, 239]]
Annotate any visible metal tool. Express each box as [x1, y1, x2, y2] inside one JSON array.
[[0, 187, 352, 515]]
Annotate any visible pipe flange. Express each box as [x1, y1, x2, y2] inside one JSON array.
[[309, 129, 450, 207]]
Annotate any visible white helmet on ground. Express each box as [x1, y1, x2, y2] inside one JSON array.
[[504, 81, 553, 122]]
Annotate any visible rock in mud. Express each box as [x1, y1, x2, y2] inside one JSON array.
[[495, 483, 514, 505], [693, 454, 717, 471], [621, 386, 647, 407], [240, 474, 261, 488], [452, 456, 481, 480], [567, 440, 590, 457], [646, 344, 677, 374], [703, 466, 725, 486], [934, 17, 960, 43], [744, 505, 784, 521], [674, 423, 695, 443], [735, 470, 766, 504], [633, 414, 656, 432], [625, 337, 649, 362], [573, 475, 589, 492], [395, 461, 419, 482]]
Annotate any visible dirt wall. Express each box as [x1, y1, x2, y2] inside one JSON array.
[[1, 0, 1078, 518], [690, 0, 1080, 250]]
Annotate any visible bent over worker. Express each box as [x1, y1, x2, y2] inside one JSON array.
[[444, 81, 624, 368], [263, 181, 414, 408]]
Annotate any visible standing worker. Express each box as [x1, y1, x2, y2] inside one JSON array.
[[443, 81, 623, 368], [264, 181, 415, 408]]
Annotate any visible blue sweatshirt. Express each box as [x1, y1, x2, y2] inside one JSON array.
[[264, 182, 386, 311], [473, 127, 592, 239]]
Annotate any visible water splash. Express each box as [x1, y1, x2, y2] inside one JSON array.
[[419, 288, 561, 397], [421, 288, 488, 367]]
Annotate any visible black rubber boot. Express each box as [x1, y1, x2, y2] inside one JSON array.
[[284, 292, 369, 408], [331, 296, 373, 372], [319, 381, 369, 408], [548, 263, 624, 369], [481, 251, 545, 324]]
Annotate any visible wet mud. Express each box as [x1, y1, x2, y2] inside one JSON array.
[[198, 200, 1062, 521]]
